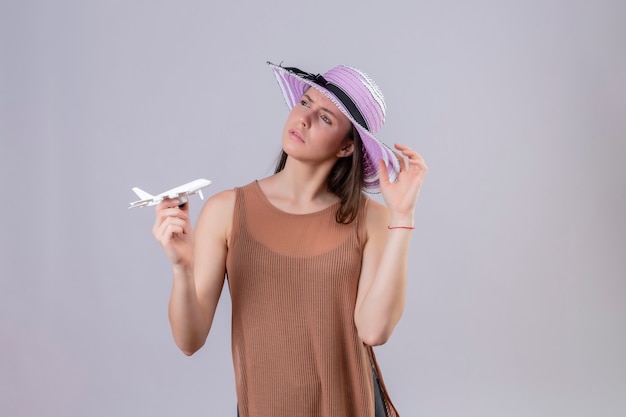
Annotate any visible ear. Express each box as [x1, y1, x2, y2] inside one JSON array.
[[336, 140, 354, 158]]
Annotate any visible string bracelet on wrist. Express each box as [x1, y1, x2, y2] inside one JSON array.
[[388, 225, 415, 230]]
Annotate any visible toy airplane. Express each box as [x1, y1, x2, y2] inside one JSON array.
[[128, 178, 212, 209]]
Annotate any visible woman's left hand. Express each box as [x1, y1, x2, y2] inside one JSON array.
[[378, 144, 428, 225]]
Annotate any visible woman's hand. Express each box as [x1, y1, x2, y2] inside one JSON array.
[[378, 144, 428, 226], [152, 199, 194, 269]]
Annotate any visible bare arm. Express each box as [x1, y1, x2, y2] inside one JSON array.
[[354, 144, 427, 346], [153, 190, 235, 355]]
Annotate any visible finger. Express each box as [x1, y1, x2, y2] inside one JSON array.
[[404, 148, 422, 160], [154, 217, 173, 241], [394, 143, 414, 153], [394, 145, 426, 170], [179, 201, 190, 213], [155, 201, 190, 222], [395, 144, 419, 159], [157, 224, 185, 247], [157, 198, 182, 210], [378, 159, 391, 187], [394, 144, 413, 171], [156, 218, 189, 243], [164, 223, 185, 239], [407, 152, 427, 171], [165, 216, 190, 235], [154, 210, 187, 237], [159, 206, 190, 221], [411, 159, 428, 173], [397, 152, 407, 172], [394, 143, 421, 158]]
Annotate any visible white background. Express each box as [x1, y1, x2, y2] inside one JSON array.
[[1, 0, 625, 416]]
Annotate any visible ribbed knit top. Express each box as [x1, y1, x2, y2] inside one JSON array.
[[225, 181, 398, 417]]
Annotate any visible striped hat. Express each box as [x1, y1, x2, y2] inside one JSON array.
[[268, 61, 400, 193]]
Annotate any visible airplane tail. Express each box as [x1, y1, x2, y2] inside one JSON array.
[[132, 187, 154, 200]]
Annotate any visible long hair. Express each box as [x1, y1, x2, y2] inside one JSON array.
[[274, 126, 365, 224]]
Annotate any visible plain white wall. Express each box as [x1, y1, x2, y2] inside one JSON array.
[[1, 0, 625, 416]]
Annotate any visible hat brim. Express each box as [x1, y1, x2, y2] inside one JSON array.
[[268, 62, 400, 193]]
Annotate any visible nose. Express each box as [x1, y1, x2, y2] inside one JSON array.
[[299, 110, 311, 128]]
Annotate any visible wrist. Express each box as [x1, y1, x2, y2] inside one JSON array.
[[172, 262, 193, 279], [388, 214, 414, 229]]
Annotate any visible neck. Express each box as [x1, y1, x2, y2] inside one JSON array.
[[259, 156, 339, 212], [277, 157, 335, 202]]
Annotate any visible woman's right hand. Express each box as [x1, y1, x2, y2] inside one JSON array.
[[152, 199, 194, 269]]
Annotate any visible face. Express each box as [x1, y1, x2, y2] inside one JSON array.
[[281, 87, 354, 164]]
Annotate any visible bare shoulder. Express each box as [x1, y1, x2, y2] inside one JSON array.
[[364, 197, 390, 239], [364, 197, 390, 225], [200, 188, 236, 214], [196, 189, 237, 241]]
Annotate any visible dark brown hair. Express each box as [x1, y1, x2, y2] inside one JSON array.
[[274, 126, 365, 224]]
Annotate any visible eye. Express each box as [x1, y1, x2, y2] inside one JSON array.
[[299, 99, 310, 107], [321, 114, 332, 125]]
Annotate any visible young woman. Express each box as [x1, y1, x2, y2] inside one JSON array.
[[152, 62, 428, 417]]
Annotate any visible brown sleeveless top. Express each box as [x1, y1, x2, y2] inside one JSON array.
[[225, 181, 399, 417]]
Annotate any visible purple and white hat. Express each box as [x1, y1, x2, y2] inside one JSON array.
[[268, 61, 400, 193]]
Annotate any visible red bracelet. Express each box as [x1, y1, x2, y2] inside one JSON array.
[[388, 225, 415, 230]]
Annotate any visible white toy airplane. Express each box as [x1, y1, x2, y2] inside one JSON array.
[[128, 178, 212, 209]]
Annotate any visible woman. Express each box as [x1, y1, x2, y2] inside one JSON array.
[[152, 62, 428, 417]]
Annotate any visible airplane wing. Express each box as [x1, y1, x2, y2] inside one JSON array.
[[128, 187, 154, 208], [129, 179, 212, 209], [131, 187, 154, 201], [128, 198, 158, 209]]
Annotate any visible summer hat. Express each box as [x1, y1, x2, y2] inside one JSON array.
[[267, 61, 400, 193]]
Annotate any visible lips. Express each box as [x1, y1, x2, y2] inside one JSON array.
[[289, 129, 304, 142]]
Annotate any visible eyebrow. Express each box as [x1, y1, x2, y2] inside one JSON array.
[[303, 93, 339, 119]]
